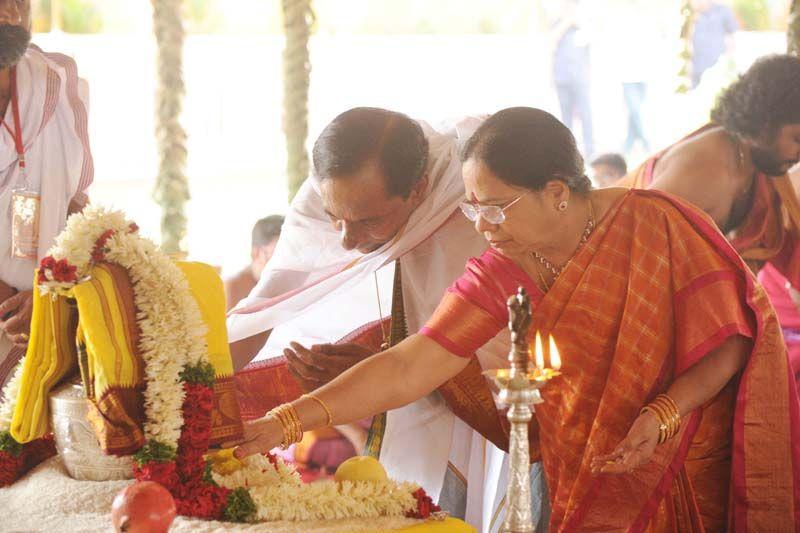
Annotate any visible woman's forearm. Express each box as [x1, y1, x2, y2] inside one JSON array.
[[667, 334, 750, 416], [289, 334, 469, 434]]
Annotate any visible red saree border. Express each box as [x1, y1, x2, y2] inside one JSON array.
[[419, 326, 473, 359], [788, 357, 800, 529], [629, 411, 702, 533], [681, 323, 753, 375], [673, 270, 738, 304]]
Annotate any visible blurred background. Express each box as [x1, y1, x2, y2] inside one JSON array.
[[30, 0, 796, 276]]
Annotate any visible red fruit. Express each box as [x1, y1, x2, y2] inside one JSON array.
[[111, 481, 177, 533]]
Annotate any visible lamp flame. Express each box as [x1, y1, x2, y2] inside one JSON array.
[[534, 331, 544, 369], [549, 336, 561, 370]]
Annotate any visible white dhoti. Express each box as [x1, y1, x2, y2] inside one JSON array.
[[0, 45, 93, 388]]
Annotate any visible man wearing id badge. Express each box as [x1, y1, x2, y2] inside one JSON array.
[[0, 0, 93, 388]]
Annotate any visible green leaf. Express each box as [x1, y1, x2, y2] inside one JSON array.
[[133, 440, 176, 465], [179, 361, 216, 387], [223, 488, 257, 523], [202, 458, 218, 486], [0, 431, 23, 457]]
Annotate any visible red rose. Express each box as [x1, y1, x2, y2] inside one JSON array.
[[176, 484, 230, 520], [0, 450, 23, 487], [133, 460, 179, 492], [21, 435, 56, 474], [178, 384, 214, 454], [183, 383, 214, 413], [265, 452, 278, 470], [182, 432, 210, 455], [38, 256, 56, 284], [39, 256, 56, 271], [91, 229, 117, 262], [176, 451, 206, 483], [52, 259, 77, 283], [128, 223, 139, 233], [406, 488, 440, 519]]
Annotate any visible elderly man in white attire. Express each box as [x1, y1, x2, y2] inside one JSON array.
[[228, 107, 548, 531]]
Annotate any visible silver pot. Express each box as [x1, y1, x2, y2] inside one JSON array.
[[49, 379, 134, 481]]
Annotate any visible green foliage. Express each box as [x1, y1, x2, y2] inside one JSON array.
[[133, 440, 177, 465], [733, 0, 771, 31], [34, 0, 104, 33], [789, 0, 800, 55], [184, 0, 224, 34], [223, 487, 257, 522], [0, 431, 23, 457], [202, 458, 217, 485], [179, 361, 216, 387]]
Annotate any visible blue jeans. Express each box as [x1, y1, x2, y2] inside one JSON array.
[[622, 82, 649, 154], [556, 82, 594, 158]]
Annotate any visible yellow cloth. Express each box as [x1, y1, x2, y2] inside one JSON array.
[[386, 518, 476, 533], [10, 261, 240, 451], [9, 282, 77, 443], [177, 262, 233, 377]]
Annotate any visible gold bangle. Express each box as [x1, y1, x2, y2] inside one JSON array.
[[642, 394, 681, 444], [641, 405, 668, 443], [268, 403, 304, 448], [653, 395, 681, 438], [284, 403, 303, 444], [277, 404, 301, 445], [269, 406, 293, 448], [656, 394, 681, 424], [303, 393, 334, 426]]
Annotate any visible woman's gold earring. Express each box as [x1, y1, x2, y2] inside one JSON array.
[[558, 201, 568, 211]]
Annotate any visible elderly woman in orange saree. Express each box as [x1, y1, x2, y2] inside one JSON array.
[[234, 107, 800, 531]]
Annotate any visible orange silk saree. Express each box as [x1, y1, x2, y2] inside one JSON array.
[[421, 190, 800, 531]]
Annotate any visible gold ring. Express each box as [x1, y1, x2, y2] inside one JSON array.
[[20, 333, 29, 341]]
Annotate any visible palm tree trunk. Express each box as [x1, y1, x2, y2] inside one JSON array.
[[151, 0, 188, 254], [282, 0, 314, 200]]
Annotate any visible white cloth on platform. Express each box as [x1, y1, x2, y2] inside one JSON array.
[[0, 44, 93, 388], [227, 117, 508, 531]]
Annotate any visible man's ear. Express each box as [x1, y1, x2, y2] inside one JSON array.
[[409, 173, 429, 205]]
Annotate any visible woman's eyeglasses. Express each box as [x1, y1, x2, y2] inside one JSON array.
[[459, 191, 531, 224]]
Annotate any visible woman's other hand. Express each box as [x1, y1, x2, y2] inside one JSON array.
[[590, 409, 660, 475]]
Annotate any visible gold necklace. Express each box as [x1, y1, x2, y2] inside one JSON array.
[[374, 271, 390, 350], [530, 199, 596, 289]]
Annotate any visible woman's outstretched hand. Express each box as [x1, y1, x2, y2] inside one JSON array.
[[590, 410, 660, 475], [233, 415, 284, 459]]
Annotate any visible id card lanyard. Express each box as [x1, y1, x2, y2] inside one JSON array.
[[3, 66, 41, 259]]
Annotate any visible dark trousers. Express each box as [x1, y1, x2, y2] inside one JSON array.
[[622, 81, 649, 154], [556, 82, 594, 157]]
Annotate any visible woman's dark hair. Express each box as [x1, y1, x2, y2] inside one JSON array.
[[312, 107, 429, 199], [711, 54, 800, 140], [461, 107, 591, 194]]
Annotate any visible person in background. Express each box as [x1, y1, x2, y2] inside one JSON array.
[[691, 0, 738, 88], [551, 0, 594, 158], [590, 153, 627, 188], [0, 0, 94, 388], [225, 215, 284, 310]]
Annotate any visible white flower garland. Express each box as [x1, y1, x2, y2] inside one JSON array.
[[0, 206, 431, 527], [104, 231, 207, 445], [0, 206, 208, 449], [213, 455, 419, 523], [0, 362, 24, 432]]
